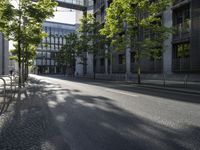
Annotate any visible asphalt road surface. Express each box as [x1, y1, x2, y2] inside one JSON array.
[[3, 75, 200, 150]]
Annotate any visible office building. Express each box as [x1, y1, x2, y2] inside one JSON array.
[[75, 0, 200, 79], [34, 21, 76, 74]]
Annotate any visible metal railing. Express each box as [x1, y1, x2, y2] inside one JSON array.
[[0, 74, 18, 115]]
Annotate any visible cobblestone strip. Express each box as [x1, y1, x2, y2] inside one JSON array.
[[0, 79, 70, 150]]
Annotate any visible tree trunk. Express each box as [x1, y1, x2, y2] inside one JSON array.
[[18, 1, 22, 88], [137, 60, 141, 84], [110, 52, 113, 76], [18, 42, 21, 88], [93, 54, 96, 80], [22, 47, 25, 87], [25, 47, 28, 81]]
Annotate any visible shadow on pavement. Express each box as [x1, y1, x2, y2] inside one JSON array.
[[0, 78, 70, 150], [36, 77, 200, 150], [41, 75, 200, 104], [2, 76, 199, 150]]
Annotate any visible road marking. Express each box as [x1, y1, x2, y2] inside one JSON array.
[[105, 88, 139, 97]]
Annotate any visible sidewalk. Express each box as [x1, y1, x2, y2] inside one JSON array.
[[133, 80, 200, 95], [0, 78, 69, 150]]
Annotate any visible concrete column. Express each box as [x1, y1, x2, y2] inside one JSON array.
[[163, 6, 173, 74], [86, 53, 93, 76], [0, 33, 9, 75], [54, 67, 56, 74], [75, 57, 83, 76], [0, 34, 3, 74], [191, 0, 200, 71]]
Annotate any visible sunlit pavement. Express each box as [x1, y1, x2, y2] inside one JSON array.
[[1, 74, 200, 150]]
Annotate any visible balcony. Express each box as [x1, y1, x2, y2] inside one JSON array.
[[174, 0, 185, 5], [172, 0, 191, 9]]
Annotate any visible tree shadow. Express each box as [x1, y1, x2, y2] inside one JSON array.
[[43, 80, 200, 150], [2, 77, 199, 150], [42, 75, 200, 104], [0, 78, 70, 150]]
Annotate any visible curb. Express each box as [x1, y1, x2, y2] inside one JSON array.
[[136, 84, 200, 95]]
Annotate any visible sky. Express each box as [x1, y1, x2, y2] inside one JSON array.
[[9, 1, 76, 50], [47, 7, 76, 24]]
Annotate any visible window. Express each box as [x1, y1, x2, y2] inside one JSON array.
[[173, 42, 190, 58], [173, 5, 190, 33], [119, 54, 125, 65], [100, 58, 105, 66], [131, 52, 136, 63]]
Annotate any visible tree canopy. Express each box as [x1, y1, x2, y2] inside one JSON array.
[[101, 0, 172, 83], [0, 0, 57, 86]]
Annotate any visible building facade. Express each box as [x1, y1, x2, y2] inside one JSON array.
[[0, 33, 9, 75], [75, 0, 200, 79], [34, 21, 75, 74]]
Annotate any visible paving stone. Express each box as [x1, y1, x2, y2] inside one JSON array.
[[0, 79, 70, 150]]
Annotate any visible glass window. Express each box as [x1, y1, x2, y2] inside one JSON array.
[[119, 54, 125, 65], [131, 52, 136, 63], [173, 42, 190, 58], [100, 58, 105, 66]]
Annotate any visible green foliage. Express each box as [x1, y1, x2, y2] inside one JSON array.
[[78, 14, 106, 55], [0, 0, 57, 86], [101, 0, 172, 59], [0, 0, 57, 62], [57, 33, 79, 67], [177, 43, 189, 58], [10, 43, 37, 65], [101, 0, 172, 83]]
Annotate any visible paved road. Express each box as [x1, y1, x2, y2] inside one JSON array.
[[1, 75, 200, 150]]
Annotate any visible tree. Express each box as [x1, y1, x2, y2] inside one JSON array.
[[10, 43, 37, 81], [101, 0, 171, 84], [57, 33, 79, 76], [78, 14, 106, 79], [0, 0, 57, 87]]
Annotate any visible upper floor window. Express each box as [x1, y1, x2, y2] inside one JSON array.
[[173, 5, 191, 33]]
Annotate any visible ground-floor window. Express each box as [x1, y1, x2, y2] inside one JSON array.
[[172, 42, 190, 72], [118, 54, 125, 65], [100, 58, 105, 66], [173, 42, 190, 59]]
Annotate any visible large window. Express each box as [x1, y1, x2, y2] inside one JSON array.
[[100, 58, 105, 66], [173, 5, 190, 34], [173, 42, 190, 58], [118, 54, 125, 65], [131, 52, 136, 63]]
